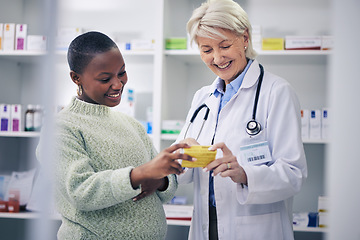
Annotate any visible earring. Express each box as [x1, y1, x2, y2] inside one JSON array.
[[77, 85, 83, 96], [244, 46, 247, 50]]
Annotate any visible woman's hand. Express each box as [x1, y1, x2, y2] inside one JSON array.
[[130, 143, 193, 189], [205, 142, 247, 185], [132, 177, 168, 202]]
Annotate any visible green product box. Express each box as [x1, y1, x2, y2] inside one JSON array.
[[165, 38, 187, 50]]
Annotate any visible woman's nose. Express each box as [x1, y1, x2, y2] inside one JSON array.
[[212, 50, 224, 65]]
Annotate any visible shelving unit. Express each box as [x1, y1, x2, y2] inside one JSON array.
[[1, 0, 332, 239]]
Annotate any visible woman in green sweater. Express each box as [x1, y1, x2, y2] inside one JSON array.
[[38, 31, 193, 239]]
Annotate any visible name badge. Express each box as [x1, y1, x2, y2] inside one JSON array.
[[239, 141, 271, 165]]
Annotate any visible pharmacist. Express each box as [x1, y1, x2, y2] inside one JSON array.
[[176, 0, 308, 239]]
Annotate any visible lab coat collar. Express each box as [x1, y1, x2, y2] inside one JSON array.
[[241, 59, 262, 89]]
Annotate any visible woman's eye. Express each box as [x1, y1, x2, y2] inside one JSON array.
[[202, 49, 212, 53], [118, 71, 126, 77], [221, 45, 231, 49], [100, 78, 111, 82]]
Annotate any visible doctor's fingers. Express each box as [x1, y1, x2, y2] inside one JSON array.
[[209, 142, 233, 155], [212, 160, 240, 177]]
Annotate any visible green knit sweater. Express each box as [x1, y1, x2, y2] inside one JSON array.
[[42, 97, 177, 240]]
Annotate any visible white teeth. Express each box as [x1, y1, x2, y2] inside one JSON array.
[[217, 62, 231, 69], [108, 93, 120, 97]]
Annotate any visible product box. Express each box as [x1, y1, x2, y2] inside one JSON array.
[[318, 196, 329, 228], [285, 36, 322, 50], [163, 204, 193, 221], [3, 23, 15, 51], [10, 104, 21, 132], [251, 25, 262, 51], [56, 27, 82, 50], [309, 109, 321, 139], [130, 39, 155, 51], [262, 38, 284, 50], [321, 36, 334, 50], [321, 108, 329, 139], [161, 120, 185, 134], [301, 109, 310, 139], [15, 24, 27, 50], [27, 35, 47, 51], [0, 23, 3, 50], [0, 104, 11, 131], [293, 212, 318, 228], [165, 38, 187, 50]]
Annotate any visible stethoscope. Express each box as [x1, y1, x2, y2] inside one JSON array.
[[184, 63, 264, 140]]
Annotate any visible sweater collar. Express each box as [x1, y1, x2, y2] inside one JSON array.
[[68, 97, 110, 116]]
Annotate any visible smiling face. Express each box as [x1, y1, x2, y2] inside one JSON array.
[[197, 28, 249, 84], [70, 48, 127, 107]]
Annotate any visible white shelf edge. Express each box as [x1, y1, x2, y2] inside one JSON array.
[[0, 131, 40, 137], [293, 226, 328, 233], [161, 134, 328, 144], [165, 49, 332, 56], [166, 219, 191, 226], [0, 51, 46, 56], [0, 211, 61, 220], [55, 50, 155, 56]]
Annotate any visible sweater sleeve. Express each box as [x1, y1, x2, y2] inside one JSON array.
[[52, 123, 141, 211]]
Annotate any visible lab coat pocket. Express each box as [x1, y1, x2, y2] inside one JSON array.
[[235, 212, 283, 240]]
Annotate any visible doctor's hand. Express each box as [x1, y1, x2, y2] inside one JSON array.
[[205, 142, 248, 185], [179, 138, 200, 146]]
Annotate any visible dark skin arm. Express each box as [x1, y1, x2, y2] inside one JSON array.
[[131, 143, 193, 201]]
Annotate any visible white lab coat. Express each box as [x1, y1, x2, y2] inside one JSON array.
[[176, 60, 307, 240]]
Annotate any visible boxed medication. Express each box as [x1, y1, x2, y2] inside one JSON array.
[[318, 196, 329, 228], [161, 120, 185, 134], [10, 104, 21, 132], [0, 23, 3, 50], [130, 39, 155, 51], [3, 23, 15, 51], [309, 109, 321, 139], [27, 35, 47, 51], [321, 108, 329, 139], [0, 104, 10, 131], [301, 109, 310, 139], [293, 212, 318, 228], [56, 27, 82, 50], [165, 38, 187, 50], [15, 24, 27, 50], [262, 38, 284, 50], [163, 204, 193, 221], [285, 36, 322, 50], [321, 36, 334, 50]]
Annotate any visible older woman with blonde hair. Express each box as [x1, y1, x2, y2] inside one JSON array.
[[176, 0, 307, 239]]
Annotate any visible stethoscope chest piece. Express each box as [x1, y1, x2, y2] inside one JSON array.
[[246, 120, 261, 136]]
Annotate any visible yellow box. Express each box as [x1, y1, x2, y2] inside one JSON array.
[[181, 146, 216, 168], [262, 38, 284, 50]]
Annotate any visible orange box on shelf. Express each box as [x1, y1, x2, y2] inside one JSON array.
[[7, 189, 20, 213]]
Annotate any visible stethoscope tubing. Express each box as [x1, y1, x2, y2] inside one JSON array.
[[184, 63, 264, 139]]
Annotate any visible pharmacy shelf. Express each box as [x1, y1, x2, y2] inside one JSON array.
[[0, 212, 327, 233], [0, 131, 40, 138], [0, 211, 60, 220], [0, 51, 46, 56], [161, 133, 328, 144], [165, 49, 332, 56]]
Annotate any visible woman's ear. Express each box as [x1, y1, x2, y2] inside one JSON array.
[[243, 28, 249, 44], [70, 71, 80, 85]]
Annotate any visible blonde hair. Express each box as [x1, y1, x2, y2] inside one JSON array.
[[187, 0, 257, 59]]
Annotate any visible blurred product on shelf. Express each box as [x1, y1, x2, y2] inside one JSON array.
[[15, 24, 27, 50], [318, 196, 329, 228], [285, 36, 322, 50], [262, 38, 284, 50], [3, 23, 15, 51], [165, 38, 187, 50]]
